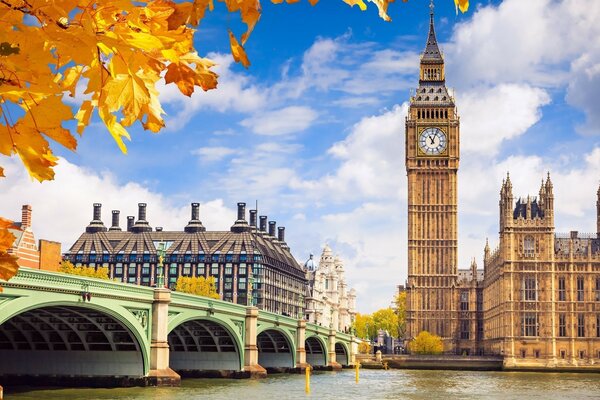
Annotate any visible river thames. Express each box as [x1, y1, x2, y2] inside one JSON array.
[[8, 369, 600, 399]]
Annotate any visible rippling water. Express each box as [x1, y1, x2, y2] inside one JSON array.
[[8, 369, 600, 400]]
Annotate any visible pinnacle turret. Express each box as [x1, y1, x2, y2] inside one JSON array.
[[422, 0, 443, 63]]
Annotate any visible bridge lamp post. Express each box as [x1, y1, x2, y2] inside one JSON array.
[[156, 241, 167, 288], [247, 276, 254, 306], [298, 294, 304, 319]]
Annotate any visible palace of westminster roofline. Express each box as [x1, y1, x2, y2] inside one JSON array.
[[459, 174, 600, 284]]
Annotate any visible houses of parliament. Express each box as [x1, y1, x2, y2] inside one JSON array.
[[405, 4, 600, 369]]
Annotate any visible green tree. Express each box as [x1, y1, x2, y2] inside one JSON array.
[[175, 276, 220, 299], [394, 291, 407, 338], [372, 307, 399, 337], [409, 331, 444, 355], [353, 313, 375, 340], [58, 260, 109, 280]]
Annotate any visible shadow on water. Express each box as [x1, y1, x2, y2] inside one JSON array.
[[5, 369, 600, 400]]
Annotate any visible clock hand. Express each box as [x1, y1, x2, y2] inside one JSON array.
[[429, 136, 435, 145]]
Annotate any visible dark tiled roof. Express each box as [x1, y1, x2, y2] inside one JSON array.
[[413, 81, 454, 106], [66, 229, 303, 274], [513, 198, 544, 219], [422, 11, 443, 63]]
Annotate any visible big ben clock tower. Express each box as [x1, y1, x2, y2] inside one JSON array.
[[406, 1, 459, 344]]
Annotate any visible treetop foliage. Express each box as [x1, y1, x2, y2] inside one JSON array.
[[59, 260, 110, 279], [409, 330, 443, 355], [175, 275, 220, 299]]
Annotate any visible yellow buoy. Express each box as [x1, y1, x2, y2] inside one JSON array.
[[355, 362, 360, 383], [305, 365, 311, 394]]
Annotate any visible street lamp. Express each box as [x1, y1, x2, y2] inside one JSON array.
[[298, 293, 304, 319], [247, 276, 254, 306], [156, 241, 166, 288]]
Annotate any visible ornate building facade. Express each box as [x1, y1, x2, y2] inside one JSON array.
[[304, 245, 357, 333], [64, 202, 307, 317], [482, 176, 600, 368], [405, 3, 460, 345], [403, 6, 600, 367]]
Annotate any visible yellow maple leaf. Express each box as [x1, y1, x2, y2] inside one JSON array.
[[0, 218, 19, 292], [454, 0, 468, 13], [104, 72, 151, 124], [228, 30, 251, 68], [98, 106, 131, 153]]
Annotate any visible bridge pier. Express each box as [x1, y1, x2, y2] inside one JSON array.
[[148, 288, 180, 386], [243, 307, 267, 378], [328, 330, 342, 370], [350, 336, 359, 365], [295, 320, 310, 371]]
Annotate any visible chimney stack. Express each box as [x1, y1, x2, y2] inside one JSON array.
[[249, 210, 257, 229], [127, 216, 135, 232], [268, 221, 276, 237], [259, 216, 268, 232], [21, 205, 32, 229], [109, 210, 122, 231], [185, 202, 206, 233], [131, 203, 152, 232], [86, 203, 107, 233], [231, 202, 250, 233], [138, 203, 147, 222], [191, 202, 199, 221], [278, 226, 285, 242], [93, 203, 102, 221]]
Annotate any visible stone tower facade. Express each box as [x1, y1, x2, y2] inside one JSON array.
[[483, 176, 600, 368], [405, 4, 460, 343], [597, 185, 600, 237]]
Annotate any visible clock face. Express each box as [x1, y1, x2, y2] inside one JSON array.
[[419, 127, 447, 156]]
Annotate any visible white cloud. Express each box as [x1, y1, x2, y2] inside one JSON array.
[[240, 106, 318, 136], [567, 52, 600, 135], [159, 53, 267, 131], [191, 146, 240, 163], [459, 84, 551, 155], [293, 104, 407, 202], [0, 159, 235, 251]]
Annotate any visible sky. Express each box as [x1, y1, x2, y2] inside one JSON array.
[[2, 0, 600, 313]]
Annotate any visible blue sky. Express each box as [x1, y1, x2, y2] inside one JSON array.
[[2, 0, 600, 312]]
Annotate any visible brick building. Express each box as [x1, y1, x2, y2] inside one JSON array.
[[64, 202, 307, 317]]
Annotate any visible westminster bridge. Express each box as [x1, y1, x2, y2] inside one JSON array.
[[0, 268, 358, 386]]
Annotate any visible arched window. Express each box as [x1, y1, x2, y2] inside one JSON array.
[[524, 236, 535, 257]]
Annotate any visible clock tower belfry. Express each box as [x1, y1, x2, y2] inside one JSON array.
[[405, 2, 459, 344]]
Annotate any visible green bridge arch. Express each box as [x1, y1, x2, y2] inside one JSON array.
[[0, 268, 359, 386]]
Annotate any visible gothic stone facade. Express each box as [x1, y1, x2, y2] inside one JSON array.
[[483, 176, 600, 368], [404, 7, 600, 365], [304, 245, 357, 333], [65, 202, 307, 317], [405, 6, 461, 347]]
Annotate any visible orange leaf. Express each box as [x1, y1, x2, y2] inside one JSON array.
[[167, 1, 193, 29], [228, 30, 251, 68], [0, 218, 19, 291], [165, 62, 198, 96], [18, 96, 77, 151], [189, 0, 214, 26], [0, 166, 4, 177], [454, 0, 468, 13], [75, 101, 94, 135]]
